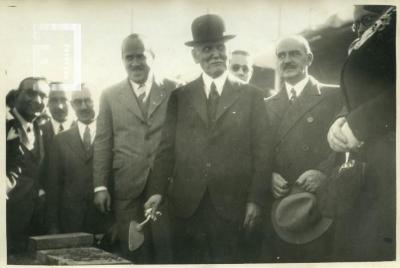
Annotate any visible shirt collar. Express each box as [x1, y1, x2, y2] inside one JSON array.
[[285, 76, 310, 99], [51, 117, 72, 134], [202, 71, 228, 98], [129, 73, 154, 101], [77, 120, 96, 142], [12, 108, 33, 133]]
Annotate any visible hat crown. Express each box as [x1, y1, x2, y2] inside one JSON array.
[[185, 14, 235, 46], [275, 193, 320, 232]]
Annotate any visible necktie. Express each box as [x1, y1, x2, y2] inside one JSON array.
[[83, 125, 91, 153], [137, 84, 148, 118], [59, 124, 64, 133], [137, 84, 146, 103], [207, 82, 219, 125], [289, 88, 297, 103], [24, 124, 35, 150]]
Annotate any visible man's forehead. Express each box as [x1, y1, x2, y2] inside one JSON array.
[[49, 90, 68, 99], [195, 40, 225, 48], [21, 79, 49, 95], [231, 54, 250, 64], [122, 38, 151, 55], [277, 39, 306, 53], [71, 89, 92, 101]]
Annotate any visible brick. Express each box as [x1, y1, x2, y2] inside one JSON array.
[[28, 232, 94, 251], [36, 247, 131, 265]]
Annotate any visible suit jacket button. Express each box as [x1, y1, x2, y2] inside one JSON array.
[[206, 162, 211, 168], [307, 116, 314, 123], [302, 145, 310, 151]]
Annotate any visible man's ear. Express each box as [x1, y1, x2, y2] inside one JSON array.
[[307, 52, 314, 66], [191, 48, 199, 64]]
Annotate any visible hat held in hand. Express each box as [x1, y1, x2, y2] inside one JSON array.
[[271, 185, 332, 244], [185, 14, 235, 46]]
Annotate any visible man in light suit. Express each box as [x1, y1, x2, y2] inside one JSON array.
[[144, 14, 273, 264], [46, 85, 112, 235], [93, 34, 177, 263], [265, 36, 343, 262]]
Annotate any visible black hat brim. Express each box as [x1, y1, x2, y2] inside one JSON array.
[[185, 34, 236, 47]]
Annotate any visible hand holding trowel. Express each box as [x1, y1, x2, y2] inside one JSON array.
[[128, 208, 162, 251]]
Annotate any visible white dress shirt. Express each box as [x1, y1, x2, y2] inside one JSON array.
[[285, 76, 310, 100], [202, 71, 228, 98], [12, 108, 35, 150], [130, 75, 153, 102], [77, 120, 96, 144], [51, 117, 73, 135]]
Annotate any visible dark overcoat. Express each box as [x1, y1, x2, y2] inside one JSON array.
[[148, 75, 274, 224], [317, 7, 396, 261]]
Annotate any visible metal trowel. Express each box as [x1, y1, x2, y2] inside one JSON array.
[[128, 210, 161, 251]]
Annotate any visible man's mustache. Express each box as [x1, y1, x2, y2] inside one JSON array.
[[283, 63, 297, 70], [129, 65, 145, 71]]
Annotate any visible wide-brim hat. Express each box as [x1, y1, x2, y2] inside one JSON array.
[[271, 186, 332, 244], [185, 14, 235, 46]]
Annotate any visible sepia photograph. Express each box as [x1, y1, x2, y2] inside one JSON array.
[[1, 0, 397, 266]]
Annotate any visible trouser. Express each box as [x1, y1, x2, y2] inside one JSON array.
[[171, 190, 242, 264], [272, 227, 334, 262], [6, 187, 36, 255], [114, 192, 153, 264]]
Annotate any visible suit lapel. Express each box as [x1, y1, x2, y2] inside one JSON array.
[[66, 126, 89, 162], [117, 79, 145, 122], [267, 88, 290, 119], [189, 77, 209, 126], [147, 79, 167, 118], [277, 78, 324, 140], [215, 77, 242, 122]]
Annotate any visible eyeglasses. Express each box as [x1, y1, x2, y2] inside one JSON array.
[[230, 64, 250, 73], [352, 14, 379, 32]]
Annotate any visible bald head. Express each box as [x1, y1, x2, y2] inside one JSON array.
[[71, 85, 95, 124], [121, 34, 155, 84], [276, 36, 313, 84]]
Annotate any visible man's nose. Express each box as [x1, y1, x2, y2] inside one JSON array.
[[57, 102, 65, 109], [32, 94, 43, 105], [282, 54, 292, 63], [210, 47, 221, 58]]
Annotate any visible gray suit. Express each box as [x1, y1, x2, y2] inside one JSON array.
[[93, 77, 176, 263]]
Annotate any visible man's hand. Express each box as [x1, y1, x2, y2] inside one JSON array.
[[327, 117, 349, 152], [341, 121, 363, 150], [296, 169, 327, 192], [243, 202, 261, 233], [144, 194, 163, 219], [272, 172, 290, 199], [94, 190, 111, 213]]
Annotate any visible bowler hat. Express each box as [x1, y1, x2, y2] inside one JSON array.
[[271, 186, 332, 244], [185, 14, 235, 46]]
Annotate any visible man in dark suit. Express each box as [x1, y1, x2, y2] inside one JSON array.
[[144, 14, 273, 264], [93, 34, 177, 263], [265, 36, 343, 262], [38, 82, 73, 235], [46, 85, 112, 235], [323, 5, 396, 261], [6, 77, 49, 257]]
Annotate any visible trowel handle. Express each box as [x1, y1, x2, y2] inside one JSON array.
[[137, 215, 152, 230]]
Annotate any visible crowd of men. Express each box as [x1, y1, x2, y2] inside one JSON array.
[[5, 4, 396, 264]]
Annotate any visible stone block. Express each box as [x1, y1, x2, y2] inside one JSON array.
[[28, 232, 94, 251], [36, 247, 131, 265]]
